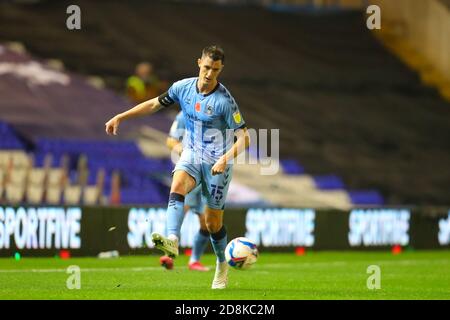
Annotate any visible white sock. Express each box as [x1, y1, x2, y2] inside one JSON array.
[[189, 257, 198, 264], [168, 234, 179, 242]]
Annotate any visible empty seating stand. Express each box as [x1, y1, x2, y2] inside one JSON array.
[[34, 138, 171, 206], [0, 120, 172, 206], [1, 1, 444, 205], [6, 0, 441, 205]]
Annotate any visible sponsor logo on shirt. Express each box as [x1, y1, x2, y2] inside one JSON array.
[[233, 111, 241, 124], [206, 105, 214, 115], [195, 102, 201, 112]]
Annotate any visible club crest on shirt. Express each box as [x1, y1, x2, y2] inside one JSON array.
[[195, 102, 201, 112], [233, 111, 241, 124], [205, 105, 214, 115]]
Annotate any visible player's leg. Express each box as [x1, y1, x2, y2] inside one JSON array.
[[185, 185, 210, 271], [167, 170, 196, 238], [152, 169, 197, 258], [189, 212, 210, 271], [202, 164, 233, 288], [205, 206, 228, 288], [205, 206, 227, 261], [159, 203, 192, 270]]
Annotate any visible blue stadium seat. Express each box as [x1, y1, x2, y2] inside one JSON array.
[[348, 190, 384, 205], [280, 159, 305, 175], [313, 175, 345, 190]]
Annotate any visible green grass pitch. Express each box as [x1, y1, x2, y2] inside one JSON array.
[[0, 250, 449, 299]]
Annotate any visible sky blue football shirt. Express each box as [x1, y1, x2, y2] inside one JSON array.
[[167, 77, 246, 164]]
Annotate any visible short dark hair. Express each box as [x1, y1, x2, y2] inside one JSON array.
[[202, 45, 225, 63]]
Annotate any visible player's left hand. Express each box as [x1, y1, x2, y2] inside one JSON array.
[[211, 157, 227, 176]]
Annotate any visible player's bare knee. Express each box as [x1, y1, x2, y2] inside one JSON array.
[[172, 171, 195, 194], [205, 217, 222, 234], [170, 182, 187, 195], [206, 222, 222, 234], [171, 177, 192, 195], [204, 207, 223, 233]]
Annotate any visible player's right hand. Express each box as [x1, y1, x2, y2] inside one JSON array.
[[174, 143, 183, 156], [105, 116, 120, 135]]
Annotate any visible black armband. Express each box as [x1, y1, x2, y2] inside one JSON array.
[[158, 91, 175, 107]]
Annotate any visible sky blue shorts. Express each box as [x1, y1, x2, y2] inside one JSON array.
[[185, 184, 205, 214], [174, 149, 233, 210]]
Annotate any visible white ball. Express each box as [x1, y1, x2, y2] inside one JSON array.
[[225, 237, 258, 270]]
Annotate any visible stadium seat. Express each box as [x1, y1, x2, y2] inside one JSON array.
[[0, 169, 3, 201], [83, 186, 100, 205], [10, 151, 30, 168], [5, 184, 25, 204], [348, 190, 384, 205], [280, 159, 305, 175], [47, 168, 65, 187], [28, 168, 46, 186], [313, 175, 346, 190], [8, 168, 28, 187], [63, 185, 82, 205], [45, 186, 62, 205], [26, 185, 45, 205], [0, 151, 11, 170]]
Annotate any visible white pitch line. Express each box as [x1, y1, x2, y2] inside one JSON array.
[[1, 259, 448, 274], [0, 266, 164, 273], [263, 259, 450, 268]]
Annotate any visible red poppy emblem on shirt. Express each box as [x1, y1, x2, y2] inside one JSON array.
[[195, 102, 201, 112]]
